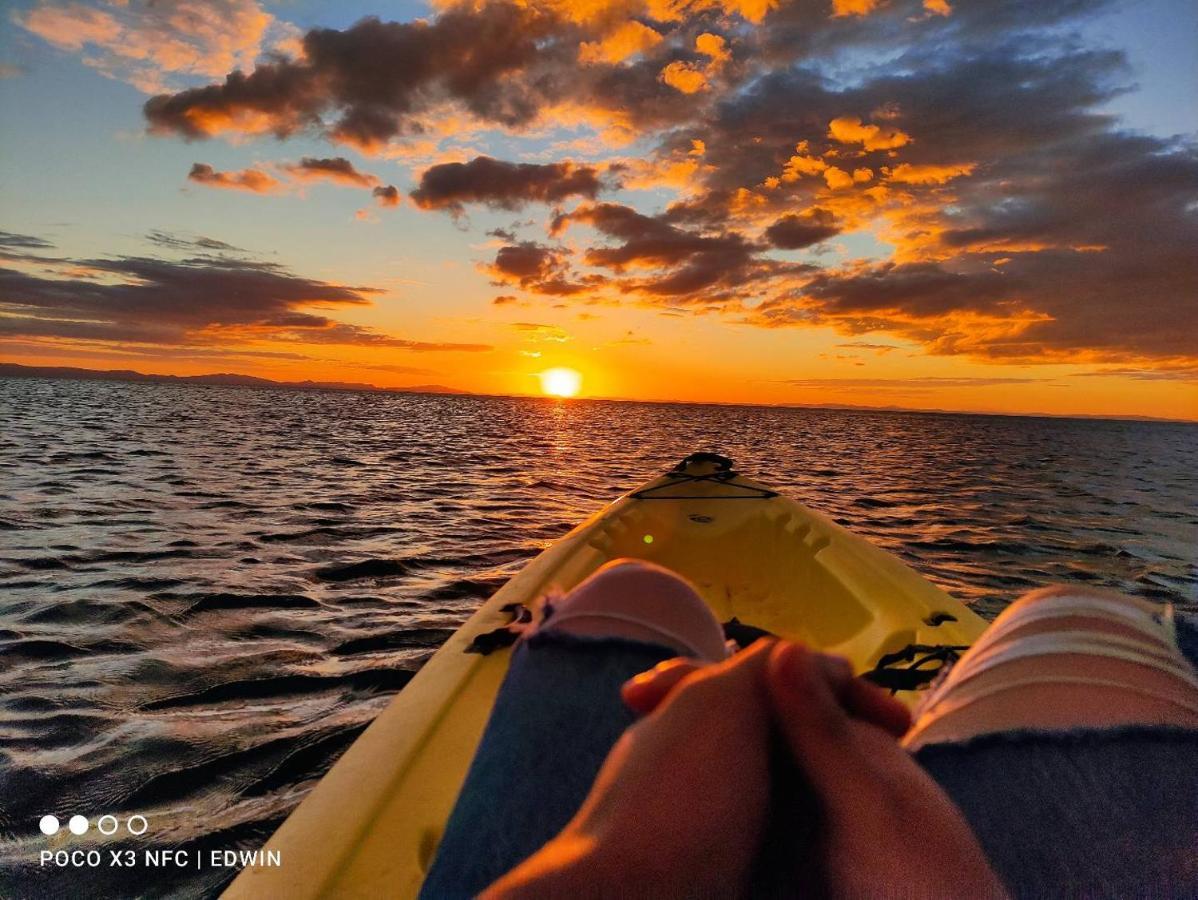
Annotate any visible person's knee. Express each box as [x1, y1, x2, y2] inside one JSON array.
[[594, 557, 684, 581], [1000, 583, 1147, 621], [583, 558, 696, 596], [557, 558, 725, 661]]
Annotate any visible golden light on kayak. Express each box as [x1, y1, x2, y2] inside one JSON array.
[[539, 367, 582, 398]]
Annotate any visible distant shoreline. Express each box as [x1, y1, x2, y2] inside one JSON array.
[[1, 361, 1194, 425]]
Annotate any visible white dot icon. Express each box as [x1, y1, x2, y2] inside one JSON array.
[[68, 815, 89, 835], [39, 815, 60, 836]]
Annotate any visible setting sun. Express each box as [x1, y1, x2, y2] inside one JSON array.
[[539, 367, 582, 398]]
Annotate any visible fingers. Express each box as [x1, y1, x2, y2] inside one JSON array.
[[766, 641, 856, 779], [769, 642, 911, 735], [624, 642, 911, 738], [838, 672, 913, 737], [621, 657, 703, 716], [783, 646, 911, 737], [621, 638, 777, 716]]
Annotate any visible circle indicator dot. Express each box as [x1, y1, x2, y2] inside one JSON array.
[[39, 815, 60, 836], [98, 815, 119, 836], [643, 534, 654, 544], [127, 815, 148, 835], [68, 815, 89, 835]]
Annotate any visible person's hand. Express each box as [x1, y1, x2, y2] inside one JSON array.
[[627, 642, 1005, 898], [483, 639, 780, 898], [485, 640, 1007, 899], [763, 641, 1006, 898]]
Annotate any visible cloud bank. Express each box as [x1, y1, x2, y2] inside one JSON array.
[[19, 0, 1196, 372], [0, 231, 489, 352]]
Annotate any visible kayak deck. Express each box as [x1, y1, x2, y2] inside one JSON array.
[[225, 455, 987, 899]]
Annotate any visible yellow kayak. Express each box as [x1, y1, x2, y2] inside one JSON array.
[[225, 453, 987, 899]]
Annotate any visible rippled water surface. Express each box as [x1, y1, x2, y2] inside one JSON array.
[[1, 377, 1195, 897]]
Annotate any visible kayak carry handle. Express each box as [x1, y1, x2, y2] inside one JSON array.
[[634, 454, 778, 500], [673, 452, 734, 472]]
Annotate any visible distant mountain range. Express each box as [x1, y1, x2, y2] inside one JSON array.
[[0, 362, 466, 395]]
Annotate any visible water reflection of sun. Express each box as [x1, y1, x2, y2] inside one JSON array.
[[539, 368, 582, 398]]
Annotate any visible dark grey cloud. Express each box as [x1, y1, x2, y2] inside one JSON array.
[[283, 156, 379, 187], [799, 261, 1019, 317], [836, 341, 898, 353], [0, 338, 313, 362], [486, 241, 606, 296], [765, 208, 839, 249], [145, 230, 245, 253], [0, 230, 53, 250], [0, 252, 488, 351], [372, 185, 400, 207], [143, 8, 575, 149], [0, 255, 369, 344], [410, 156, 605, 214], [553, 202, 808, 300]]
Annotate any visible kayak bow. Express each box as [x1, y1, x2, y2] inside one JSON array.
[[225, 453, 987, 899]]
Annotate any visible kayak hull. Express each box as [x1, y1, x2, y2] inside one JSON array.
[[225, 456, 987, 898]]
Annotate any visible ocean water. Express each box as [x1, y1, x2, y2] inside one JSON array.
[[1, 376, 1195, 897]]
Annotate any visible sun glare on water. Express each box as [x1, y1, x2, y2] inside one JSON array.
[[539, 367, 582, 398]]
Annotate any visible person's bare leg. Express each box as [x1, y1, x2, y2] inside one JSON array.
[[421, 559, 725, 898], [539, 558, 728, 663], [905, 585, 1198, 750]]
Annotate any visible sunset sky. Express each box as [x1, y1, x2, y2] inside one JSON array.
[[1, 0, 1195, 418]]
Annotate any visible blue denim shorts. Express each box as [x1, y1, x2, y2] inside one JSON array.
[[420, 632, 1198, 899]]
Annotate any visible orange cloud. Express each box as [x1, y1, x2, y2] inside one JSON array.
[[187, 158, 397, 200], [923, 0, 952, 15], [18, 3, 121, 50], [695, 33, 731, 66], [823, 166, 854, 189], [17, 0, 293, 94], [660, 60, 708, 94], [578, 20, 662, 64], [782, 143, 828, 181], [169, 106, 285, 140], [831, 0, 883, 17], [828, 116, 911, 151], [188, 163, 281, 193], [645, 0, 777, 23], [658, 33, 732, 95], [720, 0, 778, 21], [621, 142, 714, 190], [886, 162, 976, 184]]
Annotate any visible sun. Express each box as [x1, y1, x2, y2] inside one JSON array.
[[539, 367, 582, 398]]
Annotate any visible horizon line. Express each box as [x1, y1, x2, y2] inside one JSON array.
[[1, 361, 1194, 426]]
